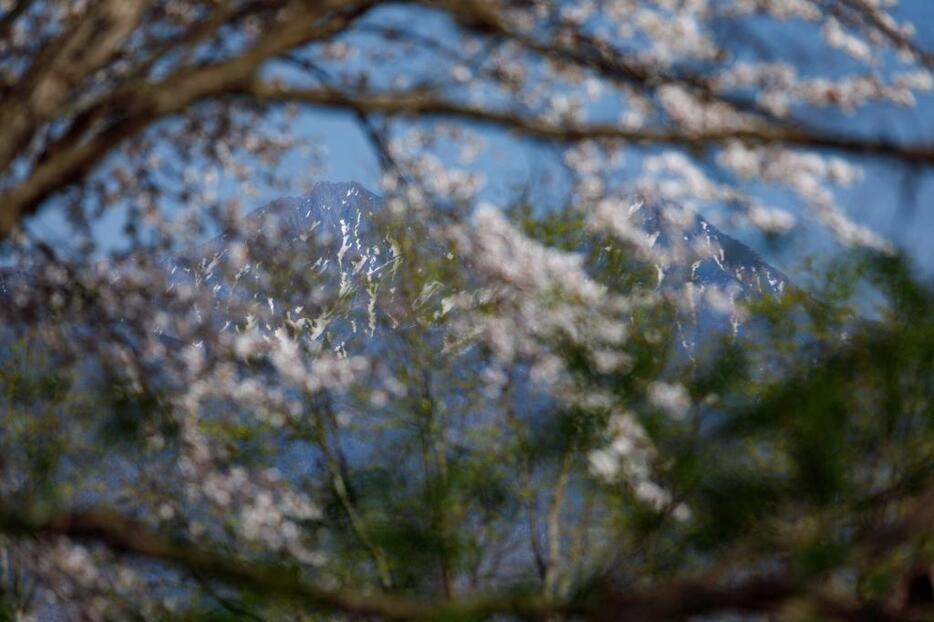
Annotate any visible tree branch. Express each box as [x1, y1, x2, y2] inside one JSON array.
[[0, 505, 431, 619], [0, 0, 150, 171], [0, 0, 378, 241], [831, 0, 934, 68], [246, 82, 934, 164], [0, 501, 918, 620]]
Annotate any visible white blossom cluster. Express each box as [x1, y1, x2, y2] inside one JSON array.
[[718, 142, 892, 250], [441, 203, 699, 509], [588, 408, 690, 521], [15, 538, 169, 620], [445, 203, 635, 378]]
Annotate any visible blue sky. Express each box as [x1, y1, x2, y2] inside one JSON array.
[[22, 2, 934, 281], [283, 2, 934, 280]]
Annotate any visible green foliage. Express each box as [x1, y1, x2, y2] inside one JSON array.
[[1, 211, 933, 619]]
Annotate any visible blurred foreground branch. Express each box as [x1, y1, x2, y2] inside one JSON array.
[[0, 493, 928, 620]]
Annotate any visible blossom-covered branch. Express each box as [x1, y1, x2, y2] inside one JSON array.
[[247, 82, 934, 164]]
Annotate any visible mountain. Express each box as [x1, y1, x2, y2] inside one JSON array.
[[168, 181, 395, 340], [1, 181, 793, 352], [206, 180, 790, 295], [607, 197, 790, 300], [616, 198, 792, 348]]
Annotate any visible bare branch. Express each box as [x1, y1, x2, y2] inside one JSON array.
[[246, 82, 934, 164], [0, 501, 913, 620], [0, 0, 150, 171], [0, 0, 378, 240], [0, 505, 429, 619]]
